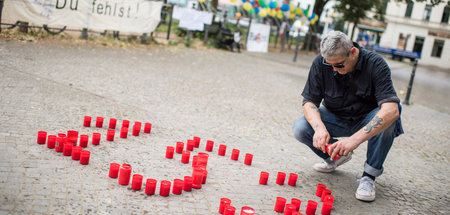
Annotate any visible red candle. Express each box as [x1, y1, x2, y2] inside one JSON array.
[[172, 179, 183, 195], [92, 133, 100, 145], [219, 198, 231, 214], [259, 171, 269, 185], [145, 179, 157, 195], [192, 155, 198, 167], [305, 200, 318, 215], [96, 117, 104, 128], [79, 150, 90, 165], [71, 146, 82, 160], [284, 204, 296, 215], [316, 184, 327, 197], [321, 189, 332, 202], [176, 142, 184, 154], [202, 170, 208, 184], [206, 140, 214, 151], [291, 198, 301, 211], [83, 116, 91, 127], [276, 172, 286, 185], [326, 144, 341, 161], [240, 206, 255, 215], [193, 136, 200, 148], [288, 173, 298, 186], [323, 195, 334, 203], [192, 167, 204, 189], [274, 196, 287, 212], [181, 151, 190, 164], [106, 129, 115, 141], [144, 123, 152, 133], [78, 135, 88, 148], [122, 120, 130, 128], [132, 124, 140, 136], [292, 212, 303, 215], [37, 131, 47, 144], [109, 118, 117, 129], [231, 149, 240, 161], [321, 201, 333, 215], [118, 164, 132, 185], [218, 144, 227, 156], [166, 146, 174, 159], [120, 127, 128, 138], [55, 134, 66, 152], [109, 163, 120, 178], [224, 206, 236, 215], [47, 135, 56, 149], [197, 153, 209, 167], [159, 180, 171, 197], [131, 174, 143, 190], [67, 130, 78, 144], [183, 176, 193, 192], [244, 153, 253, 165], [63, 142, 73, 156], [186, 140, 194, 151]]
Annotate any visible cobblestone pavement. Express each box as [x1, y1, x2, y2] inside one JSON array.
[[0, 39, 449, 215]]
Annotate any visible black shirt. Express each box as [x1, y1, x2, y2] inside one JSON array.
[[302, 43, 400, 121]]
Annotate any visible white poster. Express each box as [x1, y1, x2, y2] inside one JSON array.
[[3, 0, 163, 34], [173, 6, 212, 31], [246, 22, 270, 53]]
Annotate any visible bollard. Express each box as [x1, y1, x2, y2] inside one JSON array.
[[141, 33, 148, 44], [167, 4, 173, 40], [403, 59, 418, 105], [293, 34, 301, 62], [82, 28, 88, 40]]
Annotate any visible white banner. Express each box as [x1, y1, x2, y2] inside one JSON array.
[[246, 22, 270, 53], [3, 0, 163, 34], [173, 6, 212, 31]]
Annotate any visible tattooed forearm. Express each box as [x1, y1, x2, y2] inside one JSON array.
[[364, 116, 383, 134], [310, 105, 319, 112]]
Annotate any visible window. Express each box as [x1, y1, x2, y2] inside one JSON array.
[[442, 6, 450, 23], [423, 4, 432, 21], [412, 37, 425, 54], [431, 40, 444, 58], [405, 2, 414, 18]]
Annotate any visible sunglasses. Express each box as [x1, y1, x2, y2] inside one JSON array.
[[322, 58, 346, 69]]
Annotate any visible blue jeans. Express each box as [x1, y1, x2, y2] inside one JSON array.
[[292, 106, 403, 177]]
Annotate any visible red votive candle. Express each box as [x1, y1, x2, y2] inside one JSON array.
[[47, 135, 56, 149], [186, 140, 194, 151], [63, 142, 73, 156], [132, 124, 140, 136], [160, 180, 171, 197], [224, 206, 236, 215], [120, 127, 128, 138], [131, 174, 143, 190], [291, 198, 301, 211], [321, 201, 333, 215], [109, 163, 120, 178], [79, 150, 90, 165], [202, 170, 208, 184], [37, 131, 47, 144], [292, 212, 303, 215], [92, 133, 100, 145], [96, 117, 104, 128], [316, 184, 327, 197], [231, 149, 240, 161], [181, 151, 190, 164], [145, 179, 157, 195], [172, 179, 183, 195], [55, 134, 66, 152], [122, 120, 130, 128], [71, 146, 82, 160], [244, 153, 253, 165], [284, 204, 296, 215], [109, 118, 117, 129], [144, 123, 152, 133], [305, 200, 318, 215], [206, 140, 214, 151], [183, 176, 193, 191], [193, 136, 200, 148], [197, 152, 209, 167], [321, 189, 332, 202], [192, 155, 198, 167], [192, 167, 204, 189], [176, 142, 184, 154], [259, 171, 269, 185], [323, 195, 334, 203], [106, 129, 115, 141], [218, 144, 227, 156], [166, 146, 174, 159], [78, 135, 89, 148], [240, 206, 255, 215], [276, 172, 286, 185], [326, 144, 341, 161], [288, 173, 298, 186], [274, 196, 287, 212], [67, 130, 78, 145], [219, 198, 232, 214], [83, 116, 91, 127], [118, 164, 132, 185]]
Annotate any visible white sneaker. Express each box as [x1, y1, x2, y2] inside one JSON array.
[[313, 152, 353, 173], [355, 176, 376, 202]]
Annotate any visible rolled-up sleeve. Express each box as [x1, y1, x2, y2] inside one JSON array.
[[371, 56, 400, 106]]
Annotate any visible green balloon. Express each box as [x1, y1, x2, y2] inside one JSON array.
[[260, 0, 266, 7], [249, 8, 255, 15]]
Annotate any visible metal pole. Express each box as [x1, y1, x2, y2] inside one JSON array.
[[293, 33, 301, 62], [167, 4, 173, 40], [403, 59, 418, 105], [0, 0, 3, 33], [245, 17, 252, 48]]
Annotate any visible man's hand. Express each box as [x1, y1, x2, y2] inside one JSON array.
[[328, 138, 360, 160], [313, 128, 330, 153]]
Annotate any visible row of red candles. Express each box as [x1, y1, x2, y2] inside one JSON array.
[[37, 131, 91, 165], [219, 198, 255, 215], [83, 116, 152, 139]]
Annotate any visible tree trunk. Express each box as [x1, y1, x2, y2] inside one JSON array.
[[302, 0, 329, 51], [350, 21, 358, 41]]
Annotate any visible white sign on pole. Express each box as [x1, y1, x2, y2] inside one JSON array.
[[246, 22, 270, 53], [172, 6, 212, 31], [3, 0, 163, 34]]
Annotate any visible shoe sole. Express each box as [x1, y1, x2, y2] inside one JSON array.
[[355, 193, 375, 202], [313, 166, 336, 173], [336, 154, 353, 167]]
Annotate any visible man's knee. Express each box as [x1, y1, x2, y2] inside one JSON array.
[[292, 117, 312, 144]]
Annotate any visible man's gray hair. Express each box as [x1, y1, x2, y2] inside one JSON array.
[[320, 31, 354, 58]]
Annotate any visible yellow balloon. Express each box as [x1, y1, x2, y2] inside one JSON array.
[[289, 13, 296, 19], [259, 9, 267, 17], [199, 0, 205, 2], [270, 9, 276, 17], [230, 0, 236, 2], [289, 4, 295, 12], [276, 11, 283, 19], [243, 2, 252, 11]]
